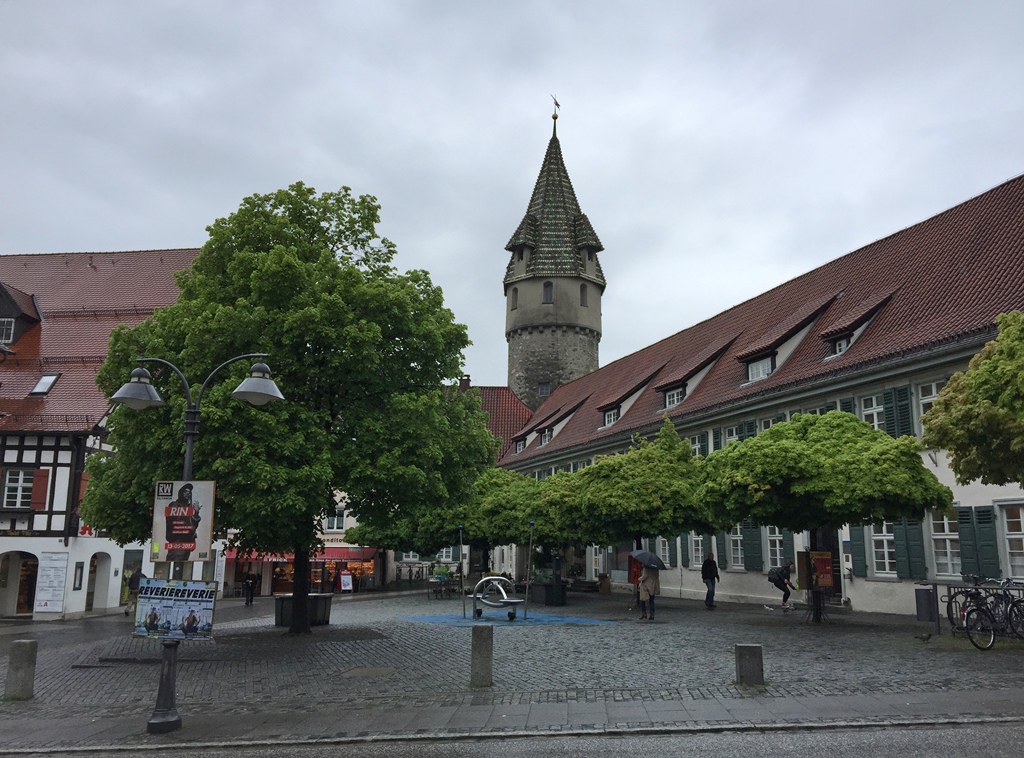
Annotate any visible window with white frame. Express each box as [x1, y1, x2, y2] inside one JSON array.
[[0, 318, 13, 343], [657, 537, 670, 566], [760, 417, 777, 432], [919, 380, 946, 417], [1003, 506, 1024, 578], [931, 510, 960, 576], [747, 356, 773, 382], [729, 525, 744, 567], [690, 534, 705, 565], [724, 426, 738, 444], [569, 459, 592, 472], [665, 387, 684, 408], [402, 552, 420, 562], [540, 428, 553, 445], [2, 468, 34, 509], [436, 547, 454, 561], [871, 522, 897, 574], [862, 394, 886, 430], [515, 439, 526, 454], [766, 526, 784, 568], [832, 335, 851, 355], [688, 434, 703, 457], [603, 408, 620, 426], [324, 512, 345, 531]]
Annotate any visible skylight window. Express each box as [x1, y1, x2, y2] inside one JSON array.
[[30, 374, 60, 395]]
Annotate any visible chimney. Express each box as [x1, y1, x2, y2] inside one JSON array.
[[459, 375, 471, 392]]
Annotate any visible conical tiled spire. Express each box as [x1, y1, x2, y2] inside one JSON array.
[[504, 117, 605, 286]]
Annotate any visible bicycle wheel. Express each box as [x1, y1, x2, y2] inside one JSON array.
[[965, 607, 996, 650], [946, 589, 972, 631], [1008, 599, 1024, 638]]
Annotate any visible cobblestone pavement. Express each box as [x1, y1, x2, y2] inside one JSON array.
[[2, 588, 1024, 752]]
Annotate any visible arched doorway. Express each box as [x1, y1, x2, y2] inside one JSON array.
[[86, 552, 112, 613], [0, 551, 38, 617]]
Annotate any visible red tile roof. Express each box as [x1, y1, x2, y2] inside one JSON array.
[[475, 384, 532, 458], [500, 174, 1024, 467], [0, 249, 199, 433]]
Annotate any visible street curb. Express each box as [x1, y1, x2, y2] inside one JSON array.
[[1, 713, 1022, 755]]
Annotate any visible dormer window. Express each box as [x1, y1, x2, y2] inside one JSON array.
[[832, 335, 851, 355], [664, 387, 685, 408], [515, 439, 526, 454], [0, 318, 13, 343], [746, 356, 774, 382], [539, 428, 553, 446], [603, 408, 620, 427], [30, 373, 60, 395]]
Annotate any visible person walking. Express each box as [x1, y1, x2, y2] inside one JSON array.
[[769, 560, 798, 609], [638, 564, 660, 621], [124, 568, 145, 616], [701, 552, 720, 609]]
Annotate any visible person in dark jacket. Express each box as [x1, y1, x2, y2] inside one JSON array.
[[770, 561, 797, 609], [701, 553, 721, 609]]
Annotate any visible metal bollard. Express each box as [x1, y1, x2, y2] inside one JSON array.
[[4, 640, 38, 700], [470, 624, 493, 688], [735, 643, 764, 685]]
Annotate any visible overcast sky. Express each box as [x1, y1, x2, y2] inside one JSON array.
[[3, 2, 1023, 387]]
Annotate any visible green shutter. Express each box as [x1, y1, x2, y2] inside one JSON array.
[[956, 507, 980, 579], [668, 536, 678, 568], [743, 420, 757, 439], [781, 528, 796, 566], [839, 397, 856, 414], [775, 411, 786, 423], [822, 401, 837, 413], [698, 431, 708, 456], [849, 525, 867, 577], [742, 522, 763, 571], [679, 534, 690, 568], [716, 533, 728, 569], [883, 385, 913, 438], [712, 427, 722, 450], [893, 519, 926, 579], [975, 506, 1002, 579]]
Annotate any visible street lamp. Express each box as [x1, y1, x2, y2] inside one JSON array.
[[111, 352, 285, 733]]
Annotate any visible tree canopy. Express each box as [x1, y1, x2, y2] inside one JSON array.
[[699, 411, 953, 532], [922, 311, 1024, 487], [82, 183, 497, 630]]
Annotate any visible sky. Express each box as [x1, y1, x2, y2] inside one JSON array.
[[2, 2, 1024, 388]]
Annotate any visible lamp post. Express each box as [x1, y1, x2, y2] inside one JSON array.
[[111, 353, 284, 734]]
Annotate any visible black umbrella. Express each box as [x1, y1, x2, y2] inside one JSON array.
[[630, 549, 666, 570]]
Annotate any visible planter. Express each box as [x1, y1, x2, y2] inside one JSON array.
[[273, 593, 333, 627]]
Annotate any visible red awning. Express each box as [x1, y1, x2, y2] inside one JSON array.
[[224, 547, 377, 562]]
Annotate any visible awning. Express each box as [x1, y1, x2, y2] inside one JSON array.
[[224, 547, 378, 562]]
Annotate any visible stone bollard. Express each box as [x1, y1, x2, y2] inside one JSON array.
[[470, 624, 493, 688], [4, 640, 38, 700], [735, 643, 764, 685]]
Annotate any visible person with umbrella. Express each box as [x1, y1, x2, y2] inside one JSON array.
[[631, 549, 664, 621]]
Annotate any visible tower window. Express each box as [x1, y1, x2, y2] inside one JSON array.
[[542, 281, 554, 304], [580, 284, 588, 307], [510, 287, 518, 310], [538, 382, 551, 397]]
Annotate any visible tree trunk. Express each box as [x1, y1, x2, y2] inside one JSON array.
[[809, 528, 823, 624], [288, 544, 312, 634]]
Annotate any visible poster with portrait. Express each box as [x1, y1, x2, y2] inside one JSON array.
[[150, 480, 216, 563], [131, 578, 217, 640]]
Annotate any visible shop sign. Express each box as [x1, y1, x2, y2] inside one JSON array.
[[34, 552, 69, 613]]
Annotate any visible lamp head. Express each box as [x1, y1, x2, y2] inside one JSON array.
[[231, 361, 285, 406], [111, 367, 166, 410]]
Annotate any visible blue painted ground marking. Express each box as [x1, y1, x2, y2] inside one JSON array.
[[403, 613, 616, 627]]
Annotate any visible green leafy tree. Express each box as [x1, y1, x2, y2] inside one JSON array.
[[922, 311, 1024, 486], [564, 419, 708, 549], [699, 411, 952, 531], [82, 183, 496, 632]]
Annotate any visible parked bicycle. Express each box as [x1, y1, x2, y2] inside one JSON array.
[[946, 575, 1024, 650]]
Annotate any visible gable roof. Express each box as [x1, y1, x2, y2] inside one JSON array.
[[474, 384, 532, 459], [500, 173, 1024, 466], [0, 249, 199, 433]]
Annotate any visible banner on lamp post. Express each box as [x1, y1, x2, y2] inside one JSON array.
[[150, 480, 216, 563]]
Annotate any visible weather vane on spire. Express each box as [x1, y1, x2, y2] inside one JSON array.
[[551, 94, 560, 117]]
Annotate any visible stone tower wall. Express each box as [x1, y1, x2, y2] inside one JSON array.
[[507, 325, 600, 410]]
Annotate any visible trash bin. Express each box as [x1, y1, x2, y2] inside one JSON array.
[[915, 587, 936, 622]]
